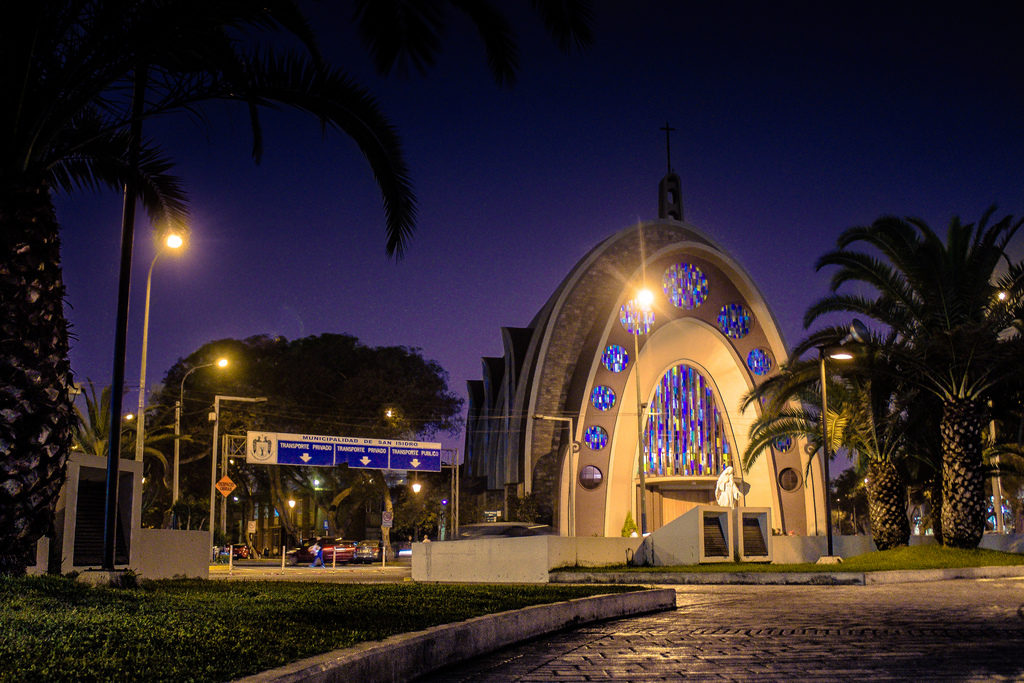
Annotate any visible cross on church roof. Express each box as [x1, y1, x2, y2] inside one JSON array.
[[660, 122, 676, 174]]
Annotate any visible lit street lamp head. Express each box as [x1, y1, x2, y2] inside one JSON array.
[[636, 287, 655, 310], [164, 232, 184, 249], [216, 357, 229, 368]]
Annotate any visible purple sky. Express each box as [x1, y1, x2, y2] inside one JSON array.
[[57, 3, 1024, 454]]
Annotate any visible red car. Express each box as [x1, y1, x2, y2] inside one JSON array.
[[286, 538, 357, 565]]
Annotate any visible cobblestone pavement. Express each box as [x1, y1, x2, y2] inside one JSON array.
[[420, 578, 1024, 681]]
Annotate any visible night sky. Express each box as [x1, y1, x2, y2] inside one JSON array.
[[56, 2, 1024, 454]]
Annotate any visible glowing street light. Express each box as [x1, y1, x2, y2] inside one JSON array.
[[134, 230, 185, 462], [817, 319, 866, 558], [173, 357, 228, 505]]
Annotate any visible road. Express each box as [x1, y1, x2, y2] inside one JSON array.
[[421, 577, 1024, 681]]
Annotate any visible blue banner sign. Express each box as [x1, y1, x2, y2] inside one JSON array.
[[246, 431, 441, 471]]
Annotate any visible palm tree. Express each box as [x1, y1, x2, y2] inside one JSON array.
[[806, 209, 1024, 548], [742, 337, 911, 550], [1, 0, 593, 575]]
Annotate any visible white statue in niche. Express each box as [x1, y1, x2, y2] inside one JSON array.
[[715, 466, 740, 507]]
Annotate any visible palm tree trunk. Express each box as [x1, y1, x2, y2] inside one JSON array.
[[940, 398, 988, 548], [928, 469, 943, 543], [866, 459, 910, 550], [0, 184, 76, 575]]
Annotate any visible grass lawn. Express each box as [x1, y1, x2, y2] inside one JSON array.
[[556, 544, 1024, 573], [0, 576, 638, 682]]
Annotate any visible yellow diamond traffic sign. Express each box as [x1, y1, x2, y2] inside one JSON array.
[[215, 476, 237, 497]]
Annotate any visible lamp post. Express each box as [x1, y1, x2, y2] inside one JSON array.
[[630, 288, 655, 536], [533, 415, 576, 536], [209, 394, 266, 548], [818, 346, 854, 557], [174, 358, 227, 504], [134, 232, 184, 463], [817, 320, 864, 557]]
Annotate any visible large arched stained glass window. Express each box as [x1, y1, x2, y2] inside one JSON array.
[[642, 364, 732, 477]]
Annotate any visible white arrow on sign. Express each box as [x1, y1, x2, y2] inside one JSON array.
[[360, 456, 371, 465], [410, 458, 421, 468], [300, 454, 311, 463]]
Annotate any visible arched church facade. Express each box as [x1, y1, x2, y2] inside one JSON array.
[[464, 190, 826, 538]]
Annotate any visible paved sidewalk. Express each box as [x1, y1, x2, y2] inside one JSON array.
[[420, 577, 1024, 681]]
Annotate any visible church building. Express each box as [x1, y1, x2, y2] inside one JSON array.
[[464, 170, 826, 538]]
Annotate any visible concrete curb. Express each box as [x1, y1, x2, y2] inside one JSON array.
[[236, 588, 676, 683], [550, 564, 1024, 586]]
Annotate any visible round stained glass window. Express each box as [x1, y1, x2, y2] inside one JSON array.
[[717, 303, 751, 339], [619, 299, 654, 335], [591, 385, 616, 411], [584, 425, 608, 450], [662, 263, 708, 310], [747, 348, 773, 375], [775, 436, 792, 452], [602, 344, 629, 372], [579, 465, 604, 490]]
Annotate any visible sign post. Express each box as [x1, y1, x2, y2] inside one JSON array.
[[381, 511, 393, 568]]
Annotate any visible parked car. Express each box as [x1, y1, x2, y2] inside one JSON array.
[[455, 523, 554, 540], [215, 544, 252, 561], [353, 539, 383, 563], [230, 543, 251, 559], [285, 538, 357, 565]]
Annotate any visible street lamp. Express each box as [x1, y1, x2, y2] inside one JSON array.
[[173, 358, 227, 504], [134, 231, 184, 462], [629, 288, 654, 536], [816, 320, 865, 558], [210, 394, 266, 547], [533, 414, 577, 536]]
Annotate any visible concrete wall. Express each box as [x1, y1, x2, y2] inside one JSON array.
[[413, 536, 642, 584], [132, 529, 209, 579], [771, 535, 876, 564], [979, 534, 1024, 553], [772, 533, 1024, 563], [412, 532, 1024, 583]]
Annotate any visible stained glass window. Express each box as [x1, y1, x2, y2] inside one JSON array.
[[642, 364, 732, 477], [619, 298, 654, 335], [584, 425, 608, 450], [775, 436, 792, 452], [591, 385, 616, 411], [747, 348, 773, 375], [662, 263, 708, 310], [601, 344, 629, 372], [717, 303, 751, 339]]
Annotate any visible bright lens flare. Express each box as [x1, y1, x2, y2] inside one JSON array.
[[636, 288, 655, 310]]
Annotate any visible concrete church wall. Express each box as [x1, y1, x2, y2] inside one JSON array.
[[412, 536, 642, 584]]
